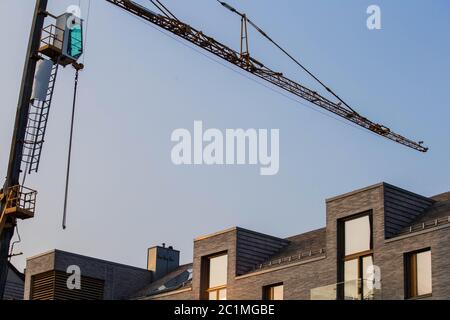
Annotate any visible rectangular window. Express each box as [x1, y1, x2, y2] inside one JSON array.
[[203, 253, 228, 300], [405, 249, 432, 299], [263, 283, 284, 300], [339, 213, 373, 300], [344, 214, 371, 256], [344, 258, 359, 299]]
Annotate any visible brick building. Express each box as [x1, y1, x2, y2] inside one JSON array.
[[25, 182, 450, 300], [24, 250, 152, 300]]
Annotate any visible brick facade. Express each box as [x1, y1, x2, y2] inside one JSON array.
[[25, 183, 450, 300], [147, 183, 450, 300]]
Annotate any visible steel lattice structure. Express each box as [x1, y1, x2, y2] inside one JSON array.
[[107, 0, 428, 152]]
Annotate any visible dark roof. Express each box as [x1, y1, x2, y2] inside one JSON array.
[[263, 228, 325, 262], [133, 263, 193, 299], [383, 183, 436, 238], [236, 227, 290, 275], [244, 228, 326, 273], [7, 262, 25, 282], [397, 191, 450, 235], [419, 191, 450, 221], [283, 228, 326, 255]]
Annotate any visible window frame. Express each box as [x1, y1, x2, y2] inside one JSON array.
[[263, 282, 284, 300], [337, 211, 374, 300], [201, 251, 228, 300], [207, 285, 227, 300], [404, 248, 432, 299]]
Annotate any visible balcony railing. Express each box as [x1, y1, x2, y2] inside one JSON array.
[[40, 24, 65, 51], [310, 279, 382, 300], [397, 216, 450, 236], [253, 248, 326, 272]]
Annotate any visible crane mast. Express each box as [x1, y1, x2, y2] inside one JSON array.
[[0, 0, 49, 298], [107, 0, 427, 153], [0, 0, 84, 297]]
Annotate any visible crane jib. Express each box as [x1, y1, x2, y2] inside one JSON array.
[[107, 0, 428, 153]]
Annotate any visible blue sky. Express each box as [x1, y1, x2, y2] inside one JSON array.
[[1, 0, 449, 270]]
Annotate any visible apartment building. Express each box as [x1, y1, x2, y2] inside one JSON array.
[[25, 182, 450, 300]]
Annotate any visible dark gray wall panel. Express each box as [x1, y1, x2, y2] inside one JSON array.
[[384, 183, 434, 238]]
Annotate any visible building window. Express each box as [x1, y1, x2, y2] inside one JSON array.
[[344, 214, 371, 255], [263, 283, 284, 300], [405, 249, 432, 299], [202, 253, 228, 300], [339, 213, 374, 300]]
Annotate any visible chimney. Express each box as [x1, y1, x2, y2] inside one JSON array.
[[147, 245, 180, 281]]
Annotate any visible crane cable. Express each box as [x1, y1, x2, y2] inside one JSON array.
[[61, 0, 91, 230], [155, 0, 179, 21], [62, 69, 80, 230], [81, 0, 92, 65], [214, 0, 360, 116], [148, 0, 179, 21]]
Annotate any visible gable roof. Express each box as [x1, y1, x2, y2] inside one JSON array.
[[7, 262, 25, 282], [383, 183, 436, 238], [395, 191, 450, 236], [132, 263, 193, 299]]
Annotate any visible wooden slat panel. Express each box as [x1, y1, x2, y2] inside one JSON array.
[[31, 271, 104, 300], [31, 271, 56, 300], [54, 271, 104, 300]]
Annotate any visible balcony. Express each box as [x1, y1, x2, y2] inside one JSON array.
[[2, 185, 37, 220], [39, 24, 83, 66], [310, 279, 382, 300], [39, 25, 64, 60]]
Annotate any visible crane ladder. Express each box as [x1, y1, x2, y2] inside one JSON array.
[[22, 62, 60, 174]]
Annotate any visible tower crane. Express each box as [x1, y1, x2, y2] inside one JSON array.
[[0, 0, 428, 297]]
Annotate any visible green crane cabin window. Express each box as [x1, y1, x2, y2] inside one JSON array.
[[68, 23, 83, 59]]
